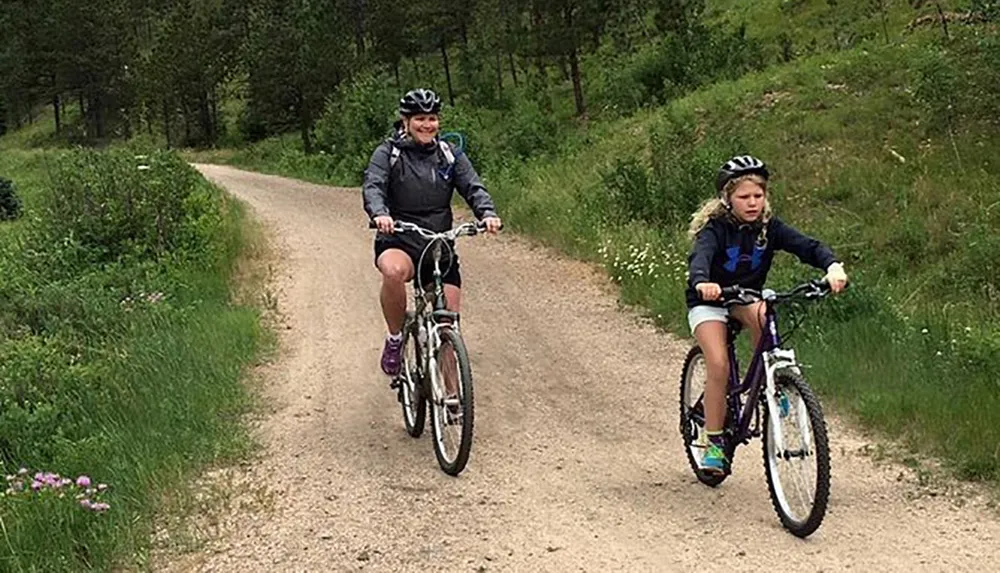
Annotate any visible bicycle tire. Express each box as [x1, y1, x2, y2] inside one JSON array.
[[762, 370, 831, 538], [399, 313, 426, 438], [430, 326, 474, 476], [679, 345, 728, 487]]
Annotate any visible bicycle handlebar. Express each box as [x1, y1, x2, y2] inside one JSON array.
[[719, 279, 846, 307], [367, 219, 498, 241]]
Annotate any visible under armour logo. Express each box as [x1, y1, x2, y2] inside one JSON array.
[[724, 246, 765, 272]]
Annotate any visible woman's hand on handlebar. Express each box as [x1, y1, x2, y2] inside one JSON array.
[[373, 216, 395, 234], [482, 216, 502, 234]]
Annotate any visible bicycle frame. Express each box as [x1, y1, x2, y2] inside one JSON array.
[[689, 282, 826, 453], [722, 301, 803, 447], [411, 238, 461, 392]]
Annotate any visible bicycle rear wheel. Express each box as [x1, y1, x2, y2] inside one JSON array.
[[399, 312, 426, 438], [429, 326, 474, 476], [679, 345, 728, 487], [762, 370, 831, 538]]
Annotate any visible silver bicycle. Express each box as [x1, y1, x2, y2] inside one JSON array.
[[371, 220, 487, 476]]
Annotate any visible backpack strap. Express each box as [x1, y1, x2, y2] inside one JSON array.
[[389, 142, 401, 169], [438, 140, 455, 166], [388, 139, 456, 172]]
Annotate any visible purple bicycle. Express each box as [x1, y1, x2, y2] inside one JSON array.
[[679, 279, 836, 538]]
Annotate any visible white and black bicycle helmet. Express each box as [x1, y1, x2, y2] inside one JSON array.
[[399, 88, 442, 116], [715, 155, 769, 196]]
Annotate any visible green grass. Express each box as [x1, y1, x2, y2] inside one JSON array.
[[706, 0, 969, 62], [0, 143, 268, 570]]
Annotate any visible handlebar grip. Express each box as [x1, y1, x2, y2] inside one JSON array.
[[368, 220, 377, 229], [720, 286, 742, 297]]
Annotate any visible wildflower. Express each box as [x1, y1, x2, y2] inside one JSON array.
[[76, 475, 91, 488], [921, 328, 929, 334]]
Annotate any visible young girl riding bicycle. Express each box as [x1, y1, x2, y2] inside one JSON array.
[[686, 155, 848, 475]]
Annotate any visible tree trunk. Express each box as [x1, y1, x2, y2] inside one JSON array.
[[880, 6, 890, 44], [53, 94, 61, 135], [183, 103, 191, 146], [531, 4, 547, 80], [211, 92, 220, 142], [565, 7, 585, 117], [496, 53, 503, 94], [508, 52, 518, 87], [440, 40, 455, 106], [935, 2, 950, 40], [569, 46, 585, 117], [354, 0, 366, 57], [298, 92, 313, 154], [393, 61, 400, 88], [199, 92, 214, 145], [163, 99, 172, 148], [94, 93, 105, 139]]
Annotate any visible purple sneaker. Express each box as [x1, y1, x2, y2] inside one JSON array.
[[381, 336, 404, 376]]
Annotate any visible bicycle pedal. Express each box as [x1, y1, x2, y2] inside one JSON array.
[[389, 379, 401, 390]]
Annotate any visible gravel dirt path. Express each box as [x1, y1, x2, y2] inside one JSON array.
[[159, 164, 999, 572]]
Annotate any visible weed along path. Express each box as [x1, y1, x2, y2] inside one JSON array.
[[170, 164, 1000, 572]]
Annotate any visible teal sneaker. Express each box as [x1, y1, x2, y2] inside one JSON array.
[[701, 442, 728, 475], [777, 390, 791, 418]]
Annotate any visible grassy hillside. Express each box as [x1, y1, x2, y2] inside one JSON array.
[[0, 137, 268, 570], [489, 24, 1000, 484]]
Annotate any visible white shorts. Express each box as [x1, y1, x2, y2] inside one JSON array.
[[687, 305, 730, 334]]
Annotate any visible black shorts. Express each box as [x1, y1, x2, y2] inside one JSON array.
[[374, 235, 462, 289]]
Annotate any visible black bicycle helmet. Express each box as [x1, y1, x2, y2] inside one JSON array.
[[715, 155, 769, 195], [399, 88, 442, 116]]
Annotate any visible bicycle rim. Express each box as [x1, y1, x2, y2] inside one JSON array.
[[429, 327, 474, 476], [762, 371, 830, 537], [400, 317, 425, 438]]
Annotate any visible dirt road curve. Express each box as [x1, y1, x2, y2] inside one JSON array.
[[167, 164, 998, 572]]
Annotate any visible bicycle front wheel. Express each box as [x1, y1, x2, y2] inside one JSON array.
[[762, 370, 831, 538], [399, 312, 426, 438], [429, 326, 474, 476]]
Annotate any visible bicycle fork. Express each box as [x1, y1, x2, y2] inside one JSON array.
[[763, 349, 812, 459]]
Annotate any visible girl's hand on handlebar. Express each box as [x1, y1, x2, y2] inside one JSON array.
[[824, 262, 848, 294], [696, 282, 722, 301]]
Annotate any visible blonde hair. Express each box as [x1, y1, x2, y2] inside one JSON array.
[[687, 174, 772, 240]]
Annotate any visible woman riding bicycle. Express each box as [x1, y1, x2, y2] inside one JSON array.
[[686, 155, 848, 475], [362, 88, 502, 377]]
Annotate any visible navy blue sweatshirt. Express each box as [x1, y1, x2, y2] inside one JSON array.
[[686, 216, 838, 309]]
